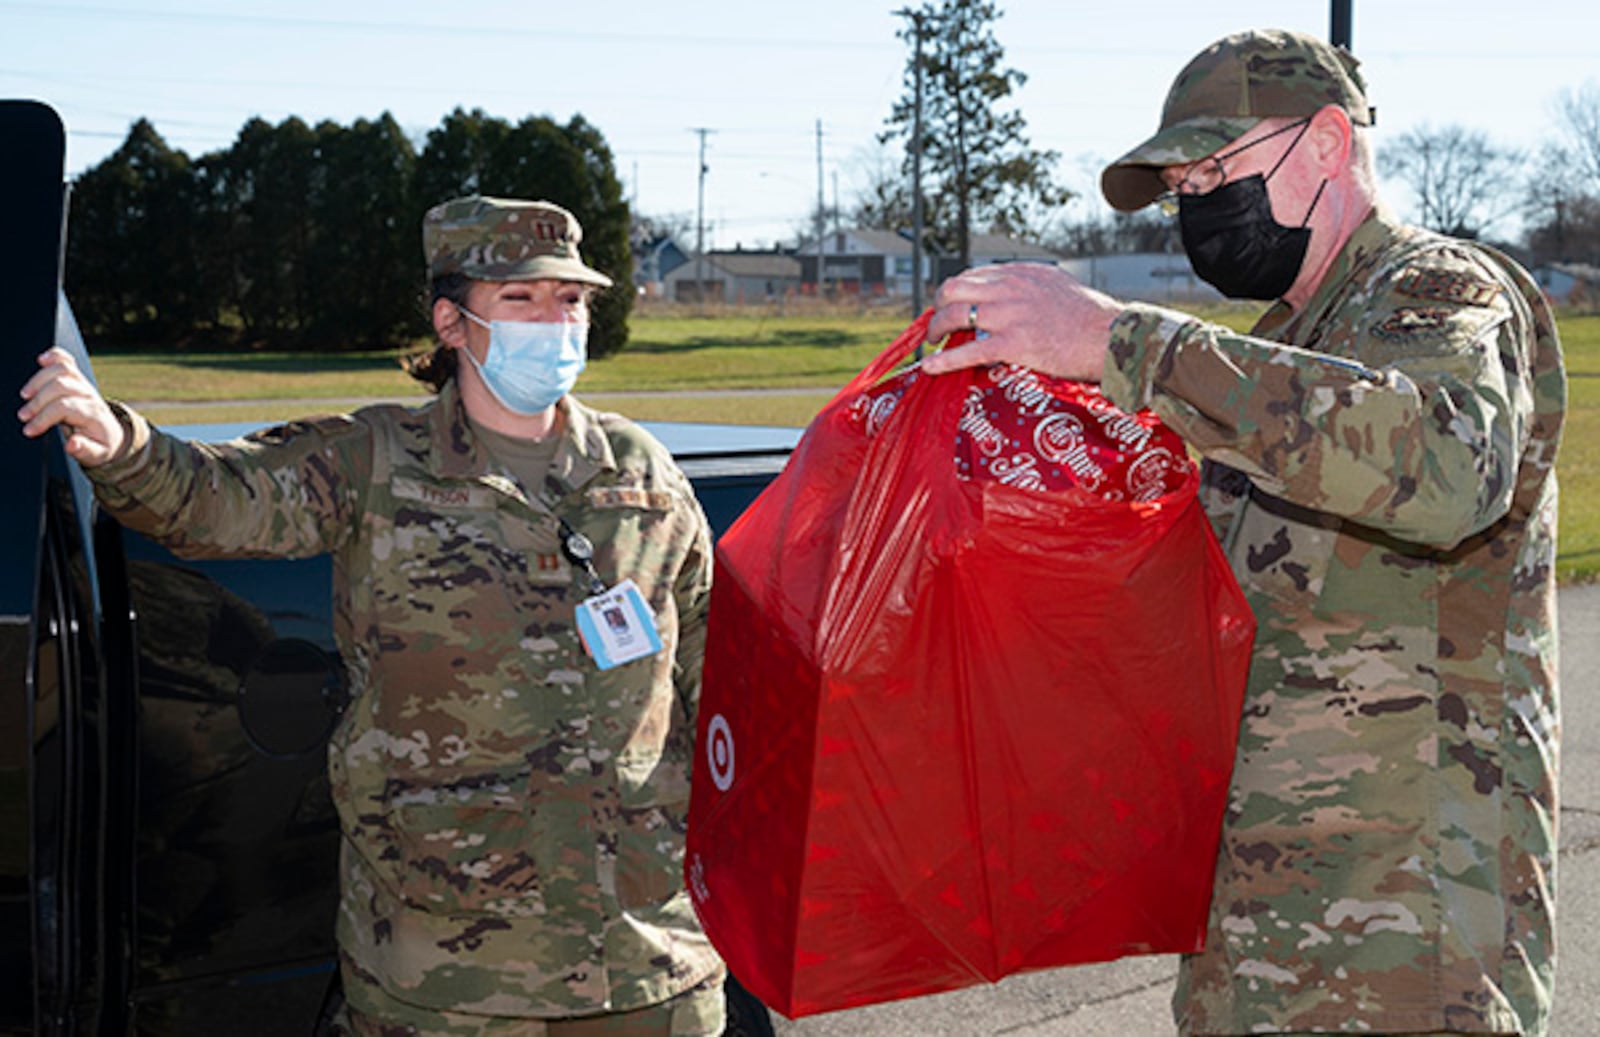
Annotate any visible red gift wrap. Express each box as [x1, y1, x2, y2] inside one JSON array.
[[688, 313, 1255, 1018]]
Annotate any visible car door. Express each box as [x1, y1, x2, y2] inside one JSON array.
[[1, 97, 131, 1037]]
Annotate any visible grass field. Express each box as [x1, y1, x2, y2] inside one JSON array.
[[87, 304, 1597, 583], [1559, 313, 1599, 584]]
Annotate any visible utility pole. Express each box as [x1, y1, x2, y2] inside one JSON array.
[[691, 127, 714, 308], [815, 119, 826, 300], [895, 6, 928, 317], [1330, 0, 1353, 48]]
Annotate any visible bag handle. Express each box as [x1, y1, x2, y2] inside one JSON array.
[[815, 309, 979, 424], [837, 309, 981, 395], [842, 309, 935, 397]]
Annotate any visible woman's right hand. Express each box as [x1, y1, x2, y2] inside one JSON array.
[[17, 347, 127, 467]]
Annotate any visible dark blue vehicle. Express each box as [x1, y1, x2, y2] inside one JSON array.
[[1, 100, 795, 1036]]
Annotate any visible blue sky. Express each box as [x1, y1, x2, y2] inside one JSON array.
[[6, 0, 1597, 247]]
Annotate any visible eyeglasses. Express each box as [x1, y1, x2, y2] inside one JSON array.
[[1155, 117, 1312, 214]]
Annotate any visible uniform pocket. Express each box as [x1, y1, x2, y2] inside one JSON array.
[[389, 782, 546, 918], [614, 751, 691, 911], [1226, 492, 1337, 607]]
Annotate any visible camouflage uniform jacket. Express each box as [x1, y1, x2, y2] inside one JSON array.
[[1101, 209, 1565, 1035], [88, 384, 720, 1019]]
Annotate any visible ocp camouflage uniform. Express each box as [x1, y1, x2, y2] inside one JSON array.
[[87, 384, 722, 1027], [1100, 208, 1565, 1035]]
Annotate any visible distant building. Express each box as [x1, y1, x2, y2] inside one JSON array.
[[792, 228, 1064, 296], [931, 233, 1064, 283], [1057, 252, 1223, 305], [1532, 261, 1600, 307], [633, 232, 691, 297], [793, 229, 921, 297], [662, 248, 804, 303], [655, 226, 1224, 306]]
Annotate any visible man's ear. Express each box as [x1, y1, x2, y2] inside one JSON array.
[[1307, 104, 1353, 176], [432, 297, 467, 349]]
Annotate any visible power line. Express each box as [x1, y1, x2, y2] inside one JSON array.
[[0, 2, 899, 51]]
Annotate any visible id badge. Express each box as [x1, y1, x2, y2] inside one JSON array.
[[575, 578, 664, 670]]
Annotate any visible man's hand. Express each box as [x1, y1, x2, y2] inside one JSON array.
[[17, 347, 127, 466], [923, 264, 1125, 382]]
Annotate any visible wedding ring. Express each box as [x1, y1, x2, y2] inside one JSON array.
[[966, 303, 979, 330]]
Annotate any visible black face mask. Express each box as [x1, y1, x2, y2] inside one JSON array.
[[1178, 173, 1325, 301]]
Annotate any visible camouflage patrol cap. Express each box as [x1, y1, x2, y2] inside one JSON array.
[[422, 195, 614, 287], [1101, 28, 1373, 212]]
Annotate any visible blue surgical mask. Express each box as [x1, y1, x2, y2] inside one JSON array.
[[458, 308, 588, 415]]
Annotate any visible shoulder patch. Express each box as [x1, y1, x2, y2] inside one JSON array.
[[250, 414, 354, 446], [587, 486, 677, 511], [1371, 306, 1454, 342], [1395, 267, 1501, 307]]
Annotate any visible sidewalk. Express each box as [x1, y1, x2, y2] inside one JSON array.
[[768, 583, 1600, 1036]]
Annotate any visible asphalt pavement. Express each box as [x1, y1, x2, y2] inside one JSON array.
[[765, 583, 1600, 1036]]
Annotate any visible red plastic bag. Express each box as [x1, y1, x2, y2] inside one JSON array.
[[688, 312, 1255, 1019], [851, 360, 1189, 499]]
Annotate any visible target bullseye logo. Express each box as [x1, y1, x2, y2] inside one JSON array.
[[706, 714, 735, 791]]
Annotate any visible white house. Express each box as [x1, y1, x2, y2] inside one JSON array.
[[793, 229, 923, 296]]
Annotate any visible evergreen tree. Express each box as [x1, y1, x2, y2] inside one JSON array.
[[65, 119, 210, 341], [208, 116, 319, 341], [304, 114, 418, 348], [411, 108, 508, 217], [66, 107, 632, 353], [884, 1, 1070, 269]]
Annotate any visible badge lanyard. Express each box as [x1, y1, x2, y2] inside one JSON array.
[[559, 517, 607, 595], [559, 516, 664, 669]]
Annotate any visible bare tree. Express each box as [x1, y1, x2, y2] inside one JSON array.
[[848, 139, 913, 231], [1523, 138, 1600, 264], [1517, 83, 1600, 264], [1377, 124, 1523, 239], [1554, 80, 1600, 192], [633, 211, 694, 246]]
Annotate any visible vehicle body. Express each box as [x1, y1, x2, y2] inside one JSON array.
[[2, 99, 796, 1036]]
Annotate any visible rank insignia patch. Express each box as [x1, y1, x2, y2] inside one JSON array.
[[1373, 306, 1453, 340]]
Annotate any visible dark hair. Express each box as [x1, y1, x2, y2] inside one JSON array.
[[401, 273, 473, 392]]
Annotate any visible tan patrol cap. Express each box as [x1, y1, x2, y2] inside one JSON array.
[[422, 195, 614, 287], [1100, 28, 1373, 213]]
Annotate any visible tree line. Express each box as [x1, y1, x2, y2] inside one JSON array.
[[65, 108, 634, 357]]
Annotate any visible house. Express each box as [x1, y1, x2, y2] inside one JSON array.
[[1532, 261, 1600, 307], [1057, 252, 1223, 304], [632, 233, 691, 297], [931, 232, 1064, 282], [793, 229, 922, 296], [792, 228, 1064, 296], [661, 248, 804, 303], [671, 227, 1220, 305]]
